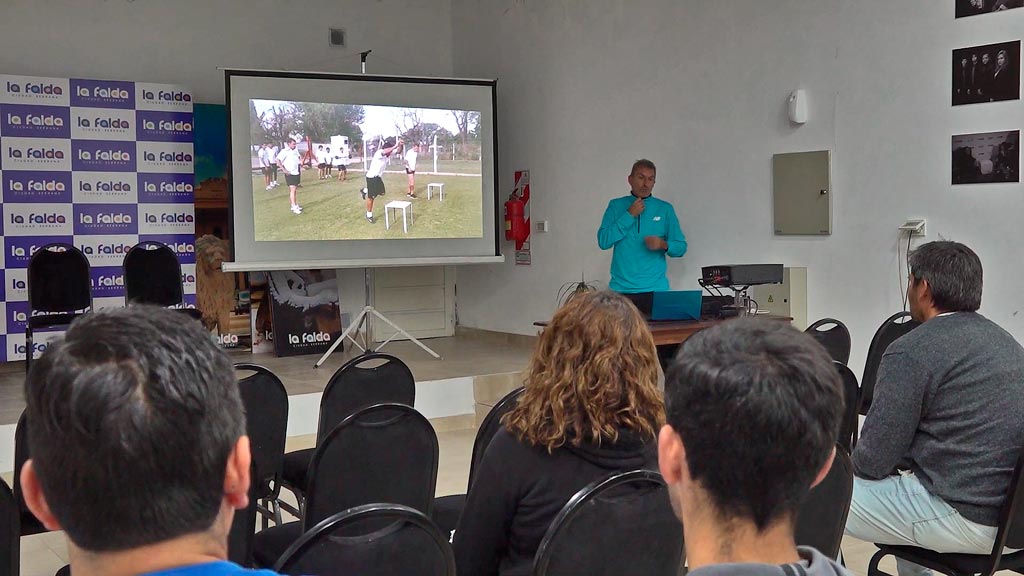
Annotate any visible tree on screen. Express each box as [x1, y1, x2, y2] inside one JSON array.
[[292, 102, 364, 144]]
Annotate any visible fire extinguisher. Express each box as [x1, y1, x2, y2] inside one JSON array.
[[505, 193, 525, 242]]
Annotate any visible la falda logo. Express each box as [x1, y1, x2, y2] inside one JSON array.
[[288, 331, 333, 345]]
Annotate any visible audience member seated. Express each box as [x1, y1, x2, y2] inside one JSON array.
[[452, 291, 664, 575], [19, 306, 282, 576], [659, 318, 850, 575], [845, 241, 1024, 576]]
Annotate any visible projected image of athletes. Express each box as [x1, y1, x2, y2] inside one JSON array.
[[250, 99, 483, 241]]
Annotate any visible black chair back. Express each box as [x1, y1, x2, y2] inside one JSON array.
[[28, 243, 91, 314], [235, 364, 289, 500], [794, 446, 854, 559], [834, 362, 860, 453], [26, 243, 92, 371], [305, 404, 438, 529], [227, 462, 261, 567], [805, 318, 852, 365], [317, 353, 416, 446], [993, 448, 1024, 553], [468, 386, 525, 488], [1, 477, 19, 576], [275, 503, 455, 576], [123, 241, 184, 307], [13, 411, 46, 536], [860, 312, 919, 415], [533, 470, 682, 576]]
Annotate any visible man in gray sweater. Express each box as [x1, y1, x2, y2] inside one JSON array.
[[846, 241, 1024, 576], [660, 318, 850, 575]]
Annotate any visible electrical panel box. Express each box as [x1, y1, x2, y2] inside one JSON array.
[[773, 151, 832, 235], [751, 267, 807, 330]]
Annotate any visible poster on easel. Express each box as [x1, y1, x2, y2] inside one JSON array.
[[267, 269, 343, 357]]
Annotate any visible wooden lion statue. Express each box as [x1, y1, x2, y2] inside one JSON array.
[[195, 234, 235, 334]]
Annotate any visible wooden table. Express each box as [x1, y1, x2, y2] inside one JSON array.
[[534, 316, 791, 347]]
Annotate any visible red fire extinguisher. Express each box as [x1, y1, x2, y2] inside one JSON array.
[[505, 193, 525, 243]]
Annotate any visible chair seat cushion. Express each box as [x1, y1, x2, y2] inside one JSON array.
[[431, 493, 466, 537], [281, 448, 314, 492], [877, 544, 1024, 574], [252, 521, 303, 569]]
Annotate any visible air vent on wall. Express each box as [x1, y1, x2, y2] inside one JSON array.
[[329, 28, 345, 48]]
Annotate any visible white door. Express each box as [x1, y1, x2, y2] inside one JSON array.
[[371, 266, 455, 342]]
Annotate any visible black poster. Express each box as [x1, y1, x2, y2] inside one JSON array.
[[268, 270, 343, 357]]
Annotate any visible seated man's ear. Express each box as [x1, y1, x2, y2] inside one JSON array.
[[224, 436, 252, 510], [20, 460, 63, 531], [658, 424, 686, 485], [809, 446, 837, 490]]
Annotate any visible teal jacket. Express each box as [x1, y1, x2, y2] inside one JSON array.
[[597, 194, 687, 293]]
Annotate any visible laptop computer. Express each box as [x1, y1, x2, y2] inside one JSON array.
[[650, 290, 703, 321]]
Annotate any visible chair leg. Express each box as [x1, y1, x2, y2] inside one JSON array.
[[867, 549, 893, 576]]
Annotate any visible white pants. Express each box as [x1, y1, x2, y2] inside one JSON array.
[[844, 472, 997, 576]]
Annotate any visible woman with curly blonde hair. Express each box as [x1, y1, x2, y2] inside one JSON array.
[[453, 291, 665, 576]]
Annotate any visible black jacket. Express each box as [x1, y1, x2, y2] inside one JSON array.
[[452, 425, 657, 576]]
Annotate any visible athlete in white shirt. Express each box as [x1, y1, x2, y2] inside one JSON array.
[[316, 145, 327, 180], [269, 144, 280, 186], [259, 144, 273, 190], [404, 144, 420, 198], [361, 137, 402, 223], [276, 138, 303, 214], [334, 146, 348, 182]]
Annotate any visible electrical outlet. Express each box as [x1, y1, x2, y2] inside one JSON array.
[[898, 218, 927, 237], [536, 220, 549, 233]]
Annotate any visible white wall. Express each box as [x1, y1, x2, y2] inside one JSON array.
[[451, 0, 1024, 376], [0, 0, 454, 103]]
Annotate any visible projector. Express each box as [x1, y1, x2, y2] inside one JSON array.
[[701, 264, 784, 287]]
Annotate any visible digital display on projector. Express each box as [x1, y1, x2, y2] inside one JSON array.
[[249, 99, 483, 241]]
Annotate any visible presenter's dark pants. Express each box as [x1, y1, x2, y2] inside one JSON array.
[[620, 291, 681, 371]]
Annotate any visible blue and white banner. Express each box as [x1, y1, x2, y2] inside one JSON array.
[[0, 73, 195, 361]]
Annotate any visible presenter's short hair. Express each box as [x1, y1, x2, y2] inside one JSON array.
[[909, 240, 983, 312], [631, 159, 657, 175], [664, 318, 842, 530], [24, 306, 244, 552]]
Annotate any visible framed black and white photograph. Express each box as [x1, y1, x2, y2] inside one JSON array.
[[952, 41, 1020, 105], [956, 0, 1023, 18], [952, 130, 1019, 184]]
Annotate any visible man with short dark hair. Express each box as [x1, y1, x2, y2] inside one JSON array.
[[845, 241, 1024, 576], [659, 318, 850, 575], [19, 307, 279, 576], [597, 159, 687, 315]]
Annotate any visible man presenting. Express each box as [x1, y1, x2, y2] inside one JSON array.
[[845, 241, 1024, 576], [597, 159, 687, 315]]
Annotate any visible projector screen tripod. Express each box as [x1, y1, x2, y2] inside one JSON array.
[[314, 267, 442, 368]]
